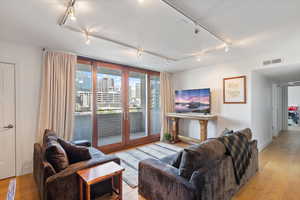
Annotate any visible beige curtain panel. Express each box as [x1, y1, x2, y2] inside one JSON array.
[[160, 72, 174, 140], [37, 51, 77, 143]]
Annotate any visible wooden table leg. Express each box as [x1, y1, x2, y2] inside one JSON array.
[[171, 118, 179, 142], [119, 174, 123, 200], [199, 120, 208, 142], [79, 179, 83, 200], [86, 184, 90, 200]]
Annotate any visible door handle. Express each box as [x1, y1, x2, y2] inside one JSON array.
[[3, 124, 14, 129]]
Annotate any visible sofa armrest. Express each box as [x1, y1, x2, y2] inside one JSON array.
[[72, 140, 91, 147], [45, 155, 120, 200], [139, 158, 196, 200]]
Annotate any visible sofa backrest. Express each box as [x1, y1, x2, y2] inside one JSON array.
[[186, 139, 226, 158], [178, 139, 226, 179]]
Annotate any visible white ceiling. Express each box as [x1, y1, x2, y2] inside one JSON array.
[[0, 0, 300, 72]]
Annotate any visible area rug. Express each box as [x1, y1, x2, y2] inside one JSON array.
[[6, 178, 16, 200], [114, 142, 183, 188]]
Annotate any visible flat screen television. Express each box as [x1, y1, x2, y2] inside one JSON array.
[[175, 88, 211, 113]]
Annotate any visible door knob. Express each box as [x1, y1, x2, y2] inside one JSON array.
[[3, 124, 14, 129]]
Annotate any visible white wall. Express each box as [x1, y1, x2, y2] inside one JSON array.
[[0, 40, 42, 175], [173, 58, 274, 151], [251, 72, 273, 150], [173, 59, 253, 139], [288, 86, 300, 106]]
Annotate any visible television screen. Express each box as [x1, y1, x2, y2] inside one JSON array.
[[175, 88, 211, 113]]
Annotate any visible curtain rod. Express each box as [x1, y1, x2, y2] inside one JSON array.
[[42, 48, 77, 56]]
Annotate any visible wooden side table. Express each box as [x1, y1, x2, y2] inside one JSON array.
[[77, 161, 125, 200]]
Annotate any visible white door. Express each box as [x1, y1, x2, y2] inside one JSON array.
[[0, 62, 16, 180]]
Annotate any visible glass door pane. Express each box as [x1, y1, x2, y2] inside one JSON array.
[[74, 63, 93, 143], [128, 71, 147, 140], [150, 76, 161, 134], [96, 67, 123, 146]]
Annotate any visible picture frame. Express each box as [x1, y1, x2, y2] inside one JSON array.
[[223, 75, 247, 104]]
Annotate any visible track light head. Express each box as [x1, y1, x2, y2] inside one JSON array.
[[84, 31, 91, 45], [137, 48, 144, 58], [224, 44, 229, 52], [69, 6, 76, 21], [194, 28, 199, 34]]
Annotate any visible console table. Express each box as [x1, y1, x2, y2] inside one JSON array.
[[166, 113, 218, 143]]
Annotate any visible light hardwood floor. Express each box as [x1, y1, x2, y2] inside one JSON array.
[[1, 131, 300, 200]]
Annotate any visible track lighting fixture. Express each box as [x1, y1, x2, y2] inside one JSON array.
[[58, 0, 77, 26], [69, 6, 76, 21], [84, 31, 91, 45], [137, 48, 144, 57], [224, 44, 229, 52]]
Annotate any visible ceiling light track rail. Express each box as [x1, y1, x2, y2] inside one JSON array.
[[64, 26, 177, 61], [58, 0, 231, 63], [59, 0, 76, 26], [160, 0, 229, 45]]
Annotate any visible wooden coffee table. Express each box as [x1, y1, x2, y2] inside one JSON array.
[[77, 161, 125, 200]]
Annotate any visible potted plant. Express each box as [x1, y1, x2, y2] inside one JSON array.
[[164, 133, 172, 143]]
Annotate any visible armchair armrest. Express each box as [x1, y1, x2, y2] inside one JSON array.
[[45, 155, 120, 200], [71, 140, 91, 147], [139, 158, 196, 200]]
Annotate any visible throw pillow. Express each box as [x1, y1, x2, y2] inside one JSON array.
[[43, 129, 58, 145], [58, 138, 91, 164], [170, 150, 183, 168], [45, 140, 69, 172]]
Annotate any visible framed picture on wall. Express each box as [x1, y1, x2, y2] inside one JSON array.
[[223, 76, 247, 104]]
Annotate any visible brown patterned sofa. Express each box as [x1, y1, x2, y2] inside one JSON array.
[[139, 128, 258, 200], [33, 130, 120, 200]]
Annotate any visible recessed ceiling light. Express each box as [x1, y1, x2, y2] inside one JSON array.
[[197, 57, 201, 62], [138, 0, 144, 4]]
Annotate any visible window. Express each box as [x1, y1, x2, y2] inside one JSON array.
[[74, 63, 93, 142], [150, 76, 161, 134], [74, 58, 161, 152]]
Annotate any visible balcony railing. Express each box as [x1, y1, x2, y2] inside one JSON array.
[[73, 110, 161, 146]]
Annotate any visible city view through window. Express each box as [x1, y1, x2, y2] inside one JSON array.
[[75, 70, 147, 114]]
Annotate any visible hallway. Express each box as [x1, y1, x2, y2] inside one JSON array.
[[233, 130, 300, 200]]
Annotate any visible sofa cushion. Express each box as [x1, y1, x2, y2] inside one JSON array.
[[58, 138, 91, 164], [179, 139, 226, 179], [160, 151, 183, 168], [45, 140, 69, 172]]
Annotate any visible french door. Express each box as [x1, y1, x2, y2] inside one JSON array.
[[75, 58, 160, 153]]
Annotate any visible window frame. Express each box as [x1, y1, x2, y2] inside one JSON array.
[[76, 56, 160, 153]]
